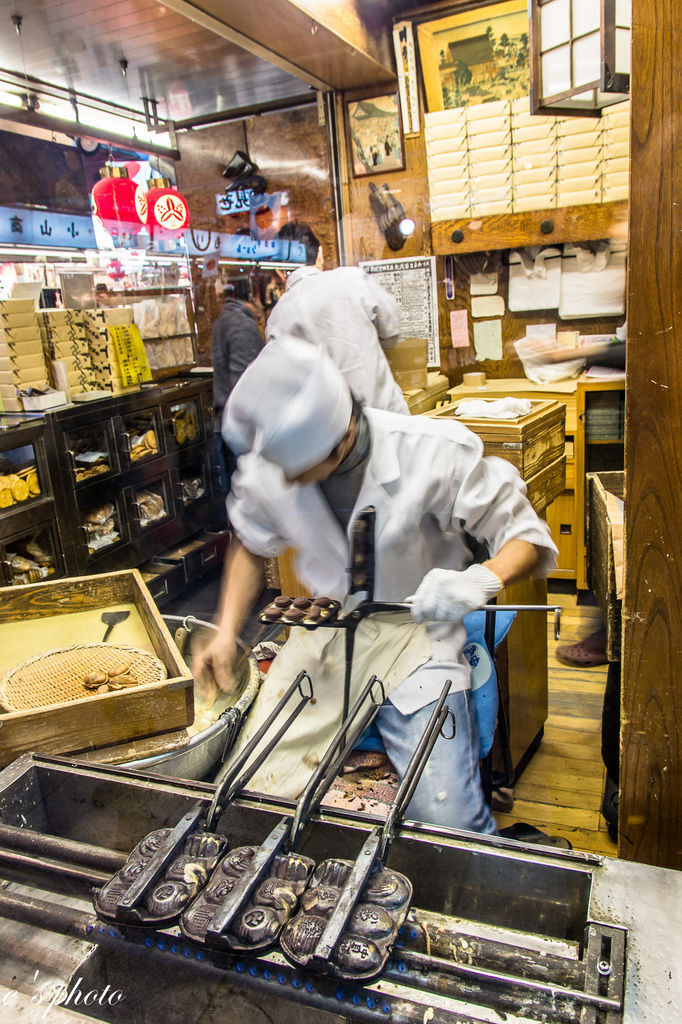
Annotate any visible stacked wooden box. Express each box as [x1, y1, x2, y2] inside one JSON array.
[[81, 307, 135, 393], [0, 299, 50, 412], [427, 399, 567, 514], [37, 308, 100, 397]]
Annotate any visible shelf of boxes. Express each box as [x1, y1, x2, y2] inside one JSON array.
[[0, 299, 50, 412]]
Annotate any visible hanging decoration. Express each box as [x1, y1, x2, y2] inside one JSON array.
[[106, 258, 125, 280], [145, 177, 190, 241], [90, 166, 148, 241]]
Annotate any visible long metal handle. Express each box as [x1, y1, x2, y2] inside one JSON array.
[[205, 674, 386, 940], [379, 679, 453, 860], [313, 680, 453, 964], [347, 601, 563, 641], [288, 673, 385, 849], [205, 669, 313, 830]]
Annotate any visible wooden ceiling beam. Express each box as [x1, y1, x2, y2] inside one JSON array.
[[158, 0, 397, 92]]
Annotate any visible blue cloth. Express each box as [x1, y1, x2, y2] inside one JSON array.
[[356, 609, 516, 758], [375, 690, 498, 835]]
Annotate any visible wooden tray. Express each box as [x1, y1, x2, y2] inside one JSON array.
[[0, 569, 193, 768]]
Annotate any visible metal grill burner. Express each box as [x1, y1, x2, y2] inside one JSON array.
[[0, 754, 638, 1023]]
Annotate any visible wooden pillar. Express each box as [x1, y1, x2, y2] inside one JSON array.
[[621, 1, 682, 867]]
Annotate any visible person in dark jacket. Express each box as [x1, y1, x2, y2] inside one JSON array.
[[211, 282, 264, 484]]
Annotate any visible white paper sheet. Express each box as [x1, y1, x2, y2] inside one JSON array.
[[470, 272, 498, 296], [471, 295, 505, 318], [508, 250, 562, 311], [473, 319, 503, 360]]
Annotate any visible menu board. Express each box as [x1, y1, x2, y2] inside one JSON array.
[[360, 255, 440, 367], [109, 325, 152, 387]]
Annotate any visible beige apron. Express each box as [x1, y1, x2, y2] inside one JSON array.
[[225, 613, 431, 799]]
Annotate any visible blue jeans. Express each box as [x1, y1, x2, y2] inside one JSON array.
[[375, 690, 498, 835]]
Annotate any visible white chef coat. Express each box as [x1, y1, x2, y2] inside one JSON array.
[[227, 408, 558, 710], [265, 265, 409, 415]]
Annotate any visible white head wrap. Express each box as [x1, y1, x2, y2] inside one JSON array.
[[222, 336, 353, 476]]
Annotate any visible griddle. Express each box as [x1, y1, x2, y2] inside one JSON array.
[[180, 673, 386, 954], [93, 669, 313, 927], [280, 679, 455, 982]]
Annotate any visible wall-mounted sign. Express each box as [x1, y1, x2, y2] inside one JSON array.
[[215, 190, 253, 216], [186, 229, 305, 263], [0, 206, 96, 249], [360, 255, 440, 367]]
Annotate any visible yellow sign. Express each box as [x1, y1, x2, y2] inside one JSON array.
[[108, 324, 152, 387]]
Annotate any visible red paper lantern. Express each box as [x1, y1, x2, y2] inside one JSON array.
[[106, 258, 125, 280], [146, 178, 189, 240], [91, 166, 148, 238]]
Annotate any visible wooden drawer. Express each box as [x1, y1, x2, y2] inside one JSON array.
[[155, 529, 229, 583], [139, 560, 187, 606]]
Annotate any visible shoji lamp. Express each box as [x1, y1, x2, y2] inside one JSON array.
[[529, 0, 631, 116]]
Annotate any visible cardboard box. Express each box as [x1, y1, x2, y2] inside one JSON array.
[[37, 309, 84, 329], [1, 326, 42, 345], [0, 353, 48, 374], [0, 298, 35, 314], [386, 337, 428, 391], [0, 369, 48, 387], [587, 471, 624, 661], [0, 569, 194, 767], [0, 312, 36, 329], [0, 336, 44, 357], [404, 371, 450, 415], [0, 387, 23, 412], [21, 389, 67, 411]]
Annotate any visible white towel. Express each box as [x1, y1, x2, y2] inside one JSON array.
[[455, 398, 532, 419]]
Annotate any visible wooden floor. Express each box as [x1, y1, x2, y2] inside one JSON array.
[[494, 590, 617, 857]]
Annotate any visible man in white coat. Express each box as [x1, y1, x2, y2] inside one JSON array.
[[196, 338, 558, 835], [267, 221, 409, 415]]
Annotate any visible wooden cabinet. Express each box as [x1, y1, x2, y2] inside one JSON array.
[[0, 414, 64, 587], [575, 378, 625, 589], [444, 375, 625, 587], [0, 379, 227, 599]]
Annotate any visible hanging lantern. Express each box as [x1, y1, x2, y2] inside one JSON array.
[[146, 177, 190, 241], [91, 166, 148, 240], [106, 258, 125, 280]]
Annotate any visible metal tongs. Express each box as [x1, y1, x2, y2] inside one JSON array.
[[93, 670, 313, 927], [180, 673, 386, 954], [280, 679, 454, 982]]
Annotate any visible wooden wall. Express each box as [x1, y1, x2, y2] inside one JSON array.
[[175, 105, 336, 363], [620, 0, 682, 869], [338, 92, 627, 385]]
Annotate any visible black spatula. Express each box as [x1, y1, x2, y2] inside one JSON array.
[[101, 610, 130, 642]]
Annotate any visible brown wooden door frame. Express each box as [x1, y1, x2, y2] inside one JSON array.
[[621, 1, 682, 868]]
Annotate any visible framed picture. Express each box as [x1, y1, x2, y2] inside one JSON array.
[[416, 0, 530, 113], [345, 93, 405, 177]]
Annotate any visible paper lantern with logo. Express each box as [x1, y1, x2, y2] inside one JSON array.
[[146, 178, 190, 241], [91, 166, 148, 240], [106, 258, 125, 280]]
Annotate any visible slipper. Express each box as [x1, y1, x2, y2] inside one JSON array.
[[555, 630, 607, 667], [499, 822, 572, 850]]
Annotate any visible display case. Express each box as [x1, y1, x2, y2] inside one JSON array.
[[97, 288, 197, 378], [63, 419, 119, 486], [41, 377, 226, 585], [0, 414, 65, 585], [115, 404, 165, 467]]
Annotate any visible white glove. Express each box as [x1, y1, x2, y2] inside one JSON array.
[[406, 565, 503, 624]]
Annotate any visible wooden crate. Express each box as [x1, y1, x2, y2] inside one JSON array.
[[404, 371, 450, 415], [0, 569, 193, 767], [428, 399, 566, 480], [587, 471, 624, 661], [525, 455, 566, 514]]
